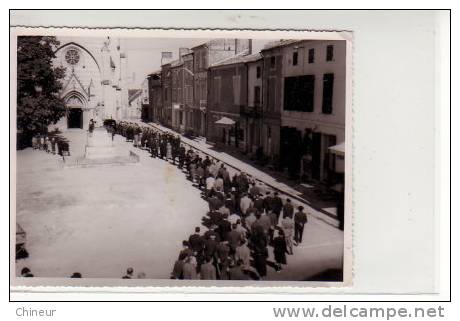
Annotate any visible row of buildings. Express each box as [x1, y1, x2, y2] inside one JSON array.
[[142, 38, 346, 184]]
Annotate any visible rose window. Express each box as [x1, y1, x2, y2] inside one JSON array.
[[65, 48, 80, 65]]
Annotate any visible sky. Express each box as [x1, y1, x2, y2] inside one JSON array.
[[122, 38, 275, 88]]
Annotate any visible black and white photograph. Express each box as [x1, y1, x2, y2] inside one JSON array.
[[10, 28, 352, 286]]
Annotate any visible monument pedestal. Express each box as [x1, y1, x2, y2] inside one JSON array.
[[74, 127, 139, 166], [85, 128, 117, 159]]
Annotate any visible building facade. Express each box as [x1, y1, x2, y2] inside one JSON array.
[[171, 59, 184, 132], [244, 54, 263, 155], [127, 89, 142, 120], [266, 40, 346, 183], [52, 37, 129, 130], [182, 52, 195, 135], [192, 39, 252, 137], [140, 78, 150, 122], [160, 63, 172, 127], [260, 43, 284, 165], [147, 71, 162, 124], [207, 53, 263, 155]]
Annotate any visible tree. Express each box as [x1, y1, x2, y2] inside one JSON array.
[[17, 36, 66, 148]]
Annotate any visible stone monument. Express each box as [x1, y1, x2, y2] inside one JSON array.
[[85, 127, 116, 159], [74, 127, 139, 166]]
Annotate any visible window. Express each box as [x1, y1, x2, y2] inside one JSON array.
[[270, 56, 276, 69], [201, 53, 206, 69], [322, 73, 334, 114], [233, 75, 241, 105], [284, 75, 315, 112], [268, 78, 276, 111], [65, 48, 80, 65], [254, 86, 261, 105], [308, 48, 315, 63], [214, 77, 221, 104], [293, 51, 298, 66], [256, 66, 261, 78], [326, 45, 334, 61]]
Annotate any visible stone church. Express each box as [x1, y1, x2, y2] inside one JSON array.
[[52, 37, 129, 130]]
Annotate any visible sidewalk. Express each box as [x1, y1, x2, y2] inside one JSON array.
[[131, 120, 340, 228]]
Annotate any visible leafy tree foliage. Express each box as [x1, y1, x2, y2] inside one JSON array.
[[17, 36, 66, 147]]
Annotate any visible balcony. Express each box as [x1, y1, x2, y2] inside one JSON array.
[[240, 103, 261, 118]]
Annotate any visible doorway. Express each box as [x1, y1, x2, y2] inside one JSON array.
[[311, 132, 322, 180], [68, 108, 83, 129]]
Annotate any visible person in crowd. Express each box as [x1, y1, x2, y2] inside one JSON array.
[[32, 136, 38, 149], [235, 239, 251, 268], [226, 224, 242, 254], [252, 237, 268, 279], [239, 193, 253, 216], [50, 137, 56, 154], [253, 194, 265, 214], [205, 174, 215, 197], [214, 175, 224, 192], [281, 214, 295, 255], [166, 141, 172, 161], [273, 230, 288, 272], [283, 198, 294, 218], [234, 219, 247, 238], [200, 256, 217, 280], [196, 164, 205, 189], [217, 214, 232, 241], [263, 191, 274, 213], [244, 210, 257, 232], [218, 203, 231, 217], [256, 211, 272, 238], [215, 241, 230, 279], [227, 211, 240, 225], [272, 192, 283, 219], [268, 209, 279, 243], [122, 267, 134, 279], [171, 254, 185, 279], [39, 135, 45, 150], [43, 137, 49, 153], [179, 240, 193, 259], [188, 227, 204, 255], [182, 256, 198, 280], [249, 182, 261, 199], [294, 206, 308, 245], [229, 259, 249, 280], [208, 194, 223, 212], [21, 267, 34, 277], [204, 233, 218, 259]]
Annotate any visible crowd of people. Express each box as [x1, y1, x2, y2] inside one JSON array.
[[31, 133, 70, 159], [19, 122, 311, 281], [116, 122, 311, 281]]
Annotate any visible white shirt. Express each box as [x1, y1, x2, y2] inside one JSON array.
[[206, 177, 215, 190]]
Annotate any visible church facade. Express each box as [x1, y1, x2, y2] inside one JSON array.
[[52, 37, 129, 130]]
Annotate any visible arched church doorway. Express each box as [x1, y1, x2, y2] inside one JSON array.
[[66, 95, 84, 129], [68, 108, 83, 128]]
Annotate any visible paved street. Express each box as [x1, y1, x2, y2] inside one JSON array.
[[16, 129, 343, 280]]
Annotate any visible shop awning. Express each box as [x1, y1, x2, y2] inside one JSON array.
[[328, 142, 345, 156], [215, 117, 236, 125]]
